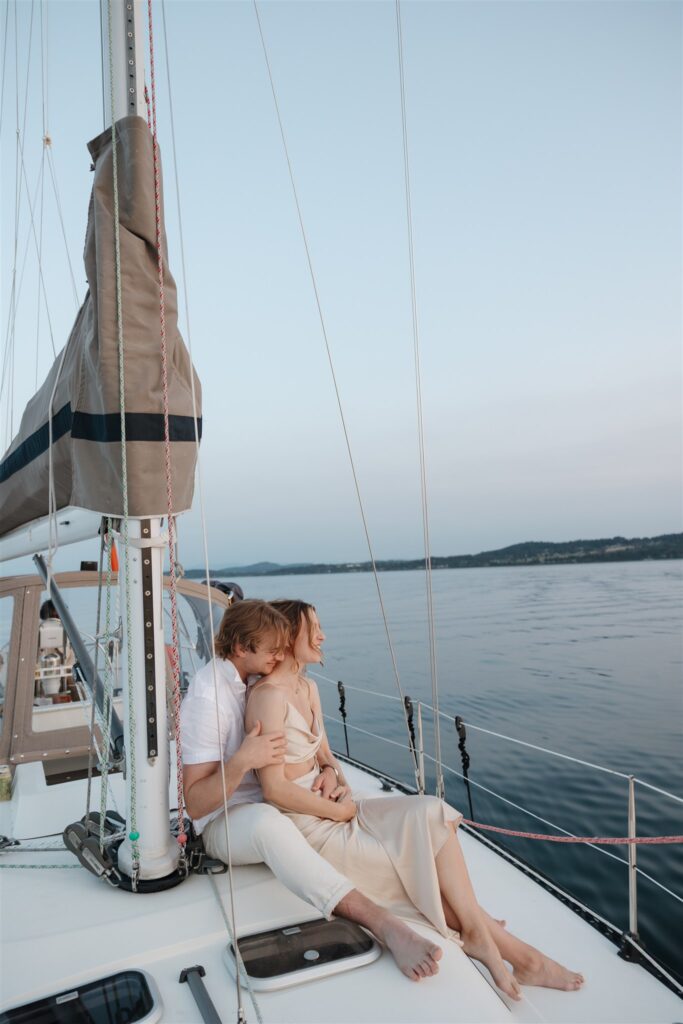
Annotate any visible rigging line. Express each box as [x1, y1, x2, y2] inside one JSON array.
[[145, 0, 185, 847], [436, 757, 631, 870], [46, 147, 80, 309], [7, 0, 21, 442], [107, 0, 139, 882], [85, 524, 107, 821], [394, 0, 443, 799], [34, 152, 46, 389], [158, 11, 255, 1019], [0, 1, 10, 139], [17, 136, 57, 354], [252, 0, 420, 791], [34, 0, 47, 388], [0, 155, 48, 419], [98, 523, 116, 851]]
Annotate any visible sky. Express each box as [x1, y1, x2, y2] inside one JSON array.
[[1, 0, 681, 573]]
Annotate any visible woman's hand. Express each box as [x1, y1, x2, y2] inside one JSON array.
[[331, 797, 357, 822], [328, 784, 352, 803]]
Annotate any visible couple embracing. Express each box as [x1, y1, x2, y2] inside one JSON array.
[[181, 599, 583, 998]]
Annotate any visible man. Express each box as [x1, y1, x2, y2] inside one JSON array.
[[181, 599, 441, 982]]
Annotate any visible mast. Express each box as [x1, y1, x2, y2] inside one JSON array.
[[101, 0, 180, 886], [100, 0, 146, 123]]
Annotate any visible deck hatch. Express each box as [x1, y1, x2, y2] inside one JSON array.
[[0, 969, 161, 1024], [225, 918, 381, 991]]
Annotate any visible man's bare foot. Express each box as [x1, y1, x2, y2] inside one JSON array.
[[514, 950, 584, 991], [382, 918, 443, 982], [462, 924, 522, 1001]]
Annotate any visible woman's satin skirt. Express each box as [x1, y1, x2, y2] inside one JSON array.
[[285, 770, 463, 939]]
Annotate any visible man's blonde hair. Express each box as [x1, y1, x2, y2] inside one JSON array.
[[214, 600, 288, 659]]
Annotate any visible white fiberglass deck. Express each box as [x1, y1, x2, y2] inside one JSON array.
[[0, 761, 680, 1023]]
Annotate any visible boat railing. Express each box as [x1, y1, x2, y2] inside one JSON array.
[[310, 669, 683, 961]]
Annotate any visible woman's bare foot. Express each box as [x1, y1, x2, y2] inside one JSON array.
[[514, 950, 584, 991], [462, 924, 522, 1001], [382, 918, 443, 981]]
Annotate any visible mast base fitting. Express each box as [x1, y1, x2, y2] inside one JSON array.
[[116, 866, 188, 894]]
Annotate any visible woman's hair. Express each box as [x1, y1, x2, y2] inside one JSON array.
[[269, 600, 316, 650], [214, 600, 289, 659]]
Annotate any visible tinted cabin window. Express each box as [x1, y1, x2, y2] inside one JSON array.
[[0, 970, 156, 1024]]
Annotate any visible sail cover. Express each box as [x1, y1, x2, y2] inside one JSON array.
[[0, 116, 201, 537]]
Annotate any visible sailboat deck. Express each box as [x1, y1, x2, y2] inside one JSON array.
[[1, 761, 680, 1023]]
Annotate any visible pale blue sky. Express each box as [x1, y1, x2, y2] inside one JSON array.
[[1, 0, 681, 571]]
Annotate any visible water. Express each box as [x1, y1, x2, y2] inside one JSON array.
[[226, 560, 683, 979]]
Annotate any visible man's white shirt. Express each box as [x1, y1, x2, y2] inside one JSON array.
[[180, 656, 262, 834]]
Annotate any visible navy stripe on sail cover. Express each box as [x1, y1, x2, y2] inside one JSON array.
[[0, 403, 202, 484]]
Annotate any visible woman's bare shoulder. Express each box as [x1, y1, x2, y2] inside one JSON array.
[[248, 681, 286, 708]]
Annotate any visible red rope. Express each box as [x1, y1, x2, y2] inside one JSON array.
[[147, 0, 185, 847], [462, 820, 683, 845]]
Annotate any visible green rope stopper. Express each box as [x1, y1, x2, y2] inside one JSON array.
[[129, 830, 140, 841]]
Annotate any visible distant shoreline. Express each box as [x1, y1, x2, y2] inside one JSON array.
[[184, 533, 683, 579]]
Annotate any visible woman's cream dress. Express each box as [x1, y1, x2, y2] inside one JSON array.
[[280, 701, 463, 939]]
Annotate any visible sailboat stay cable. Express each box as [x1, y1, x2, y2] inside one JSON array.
[[98, 523, 117, 850], [45, 148, 81, 309], [106, 0, 139, 884], [17, 135, 57, 353], [394, 0, 444, 798], [252, 0, 422, 792], [158, 7, 258, 1020], [0, 2, 10, 140], [34, 3, 47, 390], [0, 157, 48, 429], [145, 0, 186, 850], [85, 525, 107, 823]]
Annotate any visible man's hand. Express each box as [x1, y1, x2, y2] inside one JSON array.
[[236, 721, 287, 772]]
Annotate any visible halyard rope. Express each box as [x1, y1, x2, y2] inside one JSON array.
[[252, 0, 422, 795], [146, 0, 186, 850], [394, 0, 444, 801]]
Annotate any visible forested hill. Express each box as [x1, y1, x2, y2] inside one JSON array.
[[185, 533, 683, 578]]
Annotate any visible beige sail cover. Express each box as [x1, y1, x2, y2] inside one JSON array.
[[0, 116, 201, 537]]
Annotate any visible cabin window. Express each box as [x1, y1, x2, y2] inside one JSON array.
[[225, 918, 380, 991], [0, 595, 13, 737], [0, 969, 160, 1024], [32, 586, 122, 734]]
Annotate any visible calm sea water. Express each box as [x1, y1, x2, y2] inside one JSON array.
[[225, 560, 683, 979]]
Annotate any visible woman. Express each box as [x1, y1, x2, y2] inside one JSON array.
[[246, 599, 584, 999]]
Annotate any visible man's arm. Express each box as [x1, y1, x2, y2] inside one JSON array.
[[183, 721, 286, 821]]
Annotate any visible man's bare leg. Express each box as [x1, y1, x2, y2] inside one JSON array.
[[334, 889, 442, 982]]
